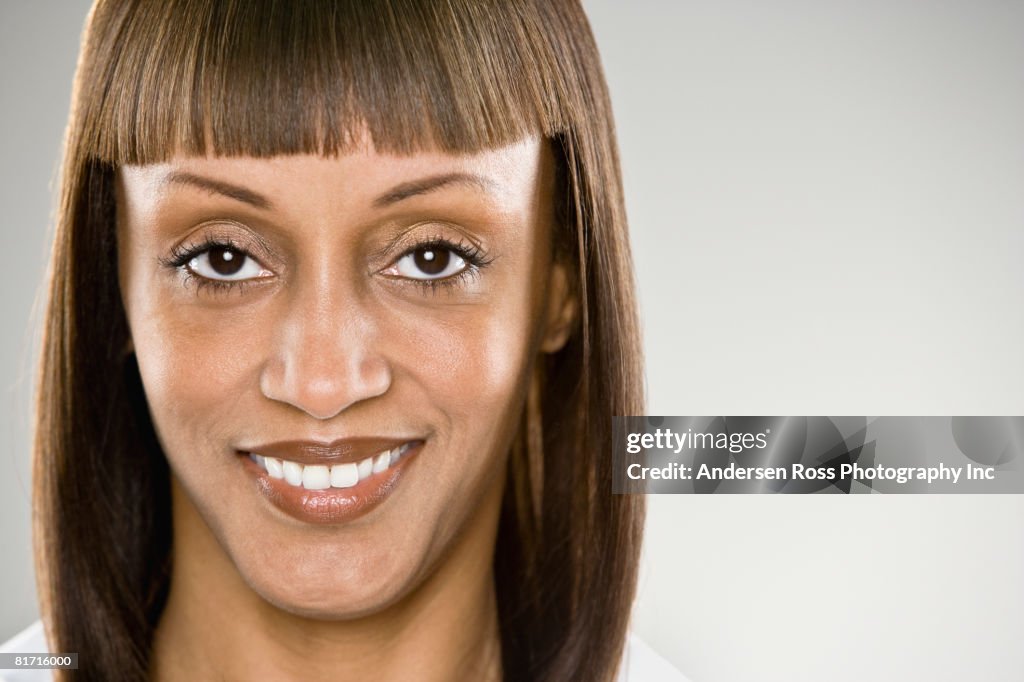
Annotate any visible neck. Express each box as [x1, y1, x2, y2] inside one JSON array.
[[151, 477, 503, 682]]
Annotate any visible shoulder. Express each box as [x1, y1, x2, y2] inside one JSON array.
[[0, 622, 53, 682], [617, 632, 691, 682]]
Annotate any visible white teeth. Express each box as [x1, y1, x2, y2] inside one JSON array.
[[264, 457, 284, 479], [330, 463, 359, 488], [282, 461, 304, 486], [302, 465, 331, 490], [251, 444, 415, 490]]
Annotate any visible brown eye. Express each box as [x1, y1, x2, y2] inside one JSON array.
[[187, 245, 268, 281], [413, 248, 450, 275], [208, 246, 244, 276], [394, 245, 467, 280]]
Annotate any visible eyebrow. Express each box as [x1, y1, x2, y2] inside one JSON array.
[[372, 172, 495, 208], [165, 171, 272, 210], [162, 170, 494, 211]]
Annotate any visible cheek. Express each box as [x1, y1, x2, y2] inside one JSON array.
[[413, 322, 522, 411], [389, 266, 548, 433], [386, 296, 538, 445], [128, 295, 262, 460]]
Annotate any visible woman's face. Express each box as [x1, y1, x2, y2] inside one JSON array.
[[116, 137, 571, 617]]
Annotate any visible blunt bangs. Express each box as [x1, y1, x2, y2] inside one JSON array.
[[78, 0, 586, 163]]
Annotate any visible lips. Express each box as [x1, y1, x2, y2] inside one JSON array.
[[237, 437, 423, 524]]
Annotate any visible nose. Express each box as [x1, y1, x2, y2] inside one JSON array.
[[259, 279, 392, 420]]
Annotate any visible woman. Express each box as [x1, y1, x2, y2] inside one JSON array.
[[3, 1, 685, 680]]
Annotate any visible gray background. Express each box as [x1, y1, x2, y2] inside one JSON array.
[[2, 1, 1022, 680]]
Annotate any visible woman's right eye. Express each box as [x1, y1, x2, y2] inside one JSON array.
[[186, 245, 270, 282]]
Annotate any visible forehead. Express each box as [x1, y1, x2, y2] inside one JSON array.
[[117, 137, 550, 209]]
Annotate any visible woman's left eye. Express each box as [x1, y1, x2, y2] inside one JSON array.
[[391, 246, 468, 280], [187, 245, 268, 281]]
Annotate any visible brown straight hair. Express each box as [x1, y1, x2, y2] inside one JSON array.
[[34, 1, 645, 680]]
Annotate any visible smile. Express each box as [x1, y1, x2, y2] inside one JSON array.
[[237, 437, 424, 524], [247, 442, 414, 491]]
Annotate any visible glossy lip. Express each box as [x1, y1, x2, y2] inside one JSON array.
[[237, 438, 424, 525]]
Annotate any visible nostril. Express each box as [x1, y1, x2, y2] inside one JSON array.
[[259, 350, 392, 420]]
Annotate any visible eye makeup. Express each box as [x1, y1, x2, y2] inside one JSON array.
[[157, 225, 495, 298], [380, 233, 494, 294], [157, 220, 278, 296]]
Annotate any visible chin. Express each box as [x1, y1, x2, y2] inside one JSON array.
[[236, 541, 423, 620], [258, 588, 399, 621]]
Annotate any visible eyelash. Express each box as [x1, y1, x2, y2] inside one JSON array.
[[160, 238, 257, 296], [395, 236, 493, 294], [159, 236, 493, 296]]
